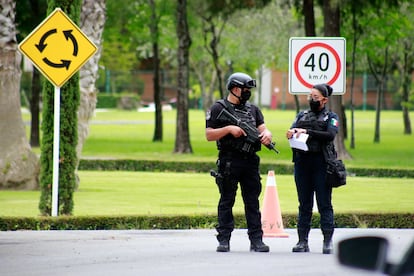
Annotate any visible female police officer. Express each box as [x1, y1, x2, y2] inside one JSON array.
[[205, 72, 273, 253], [286, 83, 339, 254]]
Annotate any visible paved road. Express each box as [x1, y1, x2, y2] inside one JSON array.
[[1, 228, 413, 276]]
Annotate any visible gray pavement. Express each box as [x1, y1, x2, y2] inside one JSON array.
[[1, 228, 413, 276]]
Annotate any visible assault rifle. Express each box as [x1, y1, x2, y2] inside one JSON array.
[[217, 108, 279, 154]]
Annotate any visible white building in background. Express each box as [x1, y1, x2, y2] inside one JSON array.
[[255, 67, 272, 107], [254, 67, 287, 109]]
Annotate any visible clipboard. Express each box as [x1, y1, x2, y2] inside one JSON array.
[[289, 133, 309, 151]]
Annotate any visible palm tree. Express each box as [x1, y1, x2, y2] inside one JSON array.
[[76, 0, 106, 180], [0, 0, 39, 189]]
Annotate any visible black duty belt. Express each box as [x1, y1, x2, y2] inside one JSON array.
[[219, 150, 255, 159]]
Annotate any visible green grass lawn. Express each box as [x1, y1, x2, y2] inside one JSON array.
[[77, 109, 414, 169], [1, 171, 413, 217], [11, 108, 413, 217], [25, 109, 413, 168]]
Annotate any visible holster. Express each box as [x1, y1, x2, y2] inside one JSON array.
[[210, 158, 231, 194]]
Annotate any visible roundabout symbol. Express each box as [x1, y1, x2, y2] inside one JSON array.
[[36, 28, 79, 70]]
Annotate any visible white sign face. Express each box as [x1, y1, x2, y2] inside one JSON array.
[[289, 37, 346, 95]]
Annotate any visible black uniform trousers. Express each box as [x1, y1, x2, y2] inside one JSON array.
[[293, 151, 334, 234], [216, 151, 263, 243]]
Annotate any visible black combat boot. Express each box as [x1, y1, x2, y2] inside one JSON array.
[[292, 229, 310, 253], [322, 229, 333, 254], [216, 240, 230, 252], [250, 239, 270, 252]]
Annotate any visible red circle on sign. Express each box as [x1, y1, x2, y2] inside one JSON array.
[[294, 42, 341, 88]]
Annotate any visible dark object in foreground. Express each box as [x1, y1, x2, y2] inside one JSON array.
[[337, 236, 414, 276]]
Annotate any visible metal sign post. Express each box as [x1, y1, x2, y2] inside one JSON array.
[[51, 86, 61, 216]]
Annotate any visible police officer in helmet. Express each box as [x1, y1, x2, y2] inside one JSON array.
[[205, 72, 273, 252], [286, 83, 339, 254]]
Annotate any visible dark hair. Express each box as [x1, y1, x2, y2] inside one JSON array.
[[313, 84, 333, 97]]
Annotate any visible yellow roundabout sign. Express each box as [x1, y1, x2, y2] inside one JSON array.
[[19, 8, 97, 87]]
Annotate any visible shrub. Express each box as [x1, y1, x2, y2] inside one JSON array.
[[96, 94, 118, 108], [78, 159, 414, 178], [96, 94, 140, 109], [1, 213, 413, 231]]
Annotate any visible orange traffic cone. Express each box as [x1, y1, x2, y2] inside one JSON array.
[[261, 170, 289, 238]]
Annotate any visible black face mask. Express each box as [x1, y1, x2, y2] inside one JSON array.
[[231, 89, 251, 105], [239, 90, 251, 104], [309, 98, 321, 112]]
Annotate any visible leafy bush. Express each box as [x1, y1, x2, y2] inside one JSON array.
[[78, 159, 414, 178], [96, 94, 118, 108], [96, 94, 140, 109], [1, 213, 413, 231], [39, 71, 78, 215]]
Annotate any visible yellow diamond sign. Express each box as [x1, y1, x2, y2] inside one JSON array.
[[18, 8, 97, 87]]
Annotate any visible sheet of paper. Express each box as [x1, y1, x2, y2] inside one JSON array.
[[289, 133, 309, 151]]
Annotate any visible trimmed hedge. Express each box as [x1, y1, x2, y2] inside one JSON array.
[[96, 94, 118, 108], [78, 159, 414, 178], [1, 213, 413, 231], [96, 94, 140, 109]]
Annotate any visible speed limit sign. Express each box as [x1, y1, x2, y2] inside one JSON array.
[[289, 37, 346, 95]]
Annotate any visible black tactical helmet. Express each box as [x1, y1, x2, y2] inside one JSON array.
[[226, 72, 256, 91]]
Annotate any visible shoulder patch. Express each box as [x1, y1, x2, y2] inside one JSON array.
[[330, 118, 339, 127], [206, 109, 211, 120]]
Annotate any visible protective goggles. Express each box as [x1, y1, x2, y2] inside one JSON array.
[[244, 79, 256, 88]]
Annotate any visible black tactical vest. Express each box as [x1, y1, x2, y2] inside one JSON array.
[[216, 100, 261, 154], [295, 110, 330, 152]]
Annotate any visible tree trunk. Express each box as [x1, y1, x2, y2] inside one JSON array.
[[303, 0, 315, 37], [30, 68, 40, 147], [149, 0, 163, 142], [24, 1, 46, 147], [77, 0, 105, 176], [299, 0, 315, 114], [322, 0, 351, 159], [0, 0, 39, 189], [152, 41, 163, 142], [373, 85, 382, 143], [24, 0, 44, 148], [192, 62, 207, 110], [191, 60, 216, 111], [207, 70, 217, 109], [402, 101, 412, 134], [401, 43, 412, 135], [202, 17, 226, 99], [174, 0, 192, 153], [349, 7, 359, 149], [257, 66, 263, 108], [367, 47, 388, 144]]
